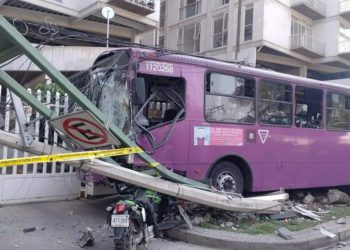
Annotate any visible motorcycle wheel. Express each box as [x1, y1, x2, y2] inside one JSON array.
[[114, 221, 137, 250]]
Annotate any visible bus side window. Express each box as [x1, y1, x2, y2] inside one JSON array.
[[327, 92, 350, 131], [258, 80, 292, 126], [295, 86, 323, 129], [205, 73, 255, 124]]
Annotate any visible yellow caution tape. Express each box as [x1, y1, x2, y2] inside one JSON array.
[[0, 147, 143, 168]]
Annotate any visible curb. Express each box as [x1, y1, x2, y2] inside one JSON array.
[[165, 220, 350, 250]]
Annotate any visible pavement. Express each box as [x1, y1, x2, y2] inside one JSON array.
[[1, 198, 350, 250]]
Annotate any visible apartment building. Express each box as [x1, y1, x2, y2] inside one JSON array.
[[0, 0, 159, 85], [159, 0, 350, 80]]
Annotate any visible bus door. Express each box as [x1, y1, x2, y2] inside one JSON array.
[[132, 61, 190, 172]]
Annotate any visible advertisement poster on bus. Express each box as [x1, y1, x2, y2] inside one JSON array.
[[194, 126, 243, 146]]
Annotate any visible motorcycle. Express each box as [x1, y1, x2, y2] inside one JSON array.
[[107, 184, 161, 250], [107, 183, 192, 250]]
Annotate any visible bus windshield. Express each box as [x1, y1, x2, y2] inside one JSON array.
[[89, 50, 131, 133]]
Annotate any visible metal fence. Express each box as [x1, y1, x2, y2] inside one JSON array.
[[340, 0, 350, 14], [291, 0, 326, 16], [290, 34, 325, 56], [0, 87, 80, 204]]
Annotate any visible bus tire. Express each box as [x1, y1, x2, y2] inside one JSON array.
[[210, 161, 244, 194]]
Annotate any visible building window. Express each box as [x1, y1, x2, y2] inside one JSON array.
[[244, 4, 253, 41], [213, 13, 228, 48], [160, 1, 165, 28], [295, 86, 323, 129], [179, 0, 202, 20], [159, 35, 164, 48], [178, 22, 200, 53], [291, 16, 311, 36], [205, 73, 255, 124], [258, 80, 292, 126], [213, 0, 229, 8], [327, 92, 350, 131]]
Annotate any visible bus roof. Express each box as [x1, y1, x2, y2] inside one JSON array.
[[120, 47, 350, 92]]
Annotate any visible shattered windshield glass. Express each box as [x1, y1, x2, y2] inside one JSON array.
[[89, 50, 131, 133]]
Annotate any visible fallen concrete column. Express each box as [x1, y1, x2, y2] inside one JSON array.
[[0, 130, 281, 214]]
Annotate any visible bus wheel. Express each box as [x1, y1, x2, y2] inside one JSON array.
[[211, 161, 244, 194]]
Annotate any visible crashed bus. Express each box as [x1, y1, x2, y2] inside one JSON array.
[[89, 47, 350, 194]]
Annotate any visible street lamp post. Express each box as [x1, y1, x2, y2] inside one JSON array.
[[101, 7, 115, 48]]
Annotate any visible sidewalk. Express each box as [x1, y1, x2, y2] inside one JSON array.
[[165, 220, 350, 250]]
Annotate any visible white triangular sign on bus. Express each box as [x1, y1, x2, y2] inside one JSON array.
[[258, 130, 269, 144]]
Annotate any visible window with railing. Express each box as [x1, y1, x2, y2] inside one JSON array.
[[291, 0, 326, 17], [291, 16, 312, 37], [244, 4, 253, 41], [178, 22, 201, 53], [340, 0, 350, 13], [213, 0, 229, 8], [213, 12, 228, 48], [160, 1, 165, 28], [291, 15, 325, 55], [339, 23, 350, 53], [179, 0, 202, 20]]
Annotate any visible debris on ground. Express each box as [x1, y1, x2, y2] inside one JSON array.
[[276, 227, 293, 240], [292, 205, 321, 221], [193, 188, 350, 235], [248, 193, 289, 201], [337, 218, 347, 224], [22, 227, 36, 233], [328, 189, 350, 205], [320, 228, 336, 238], [270, 211, 297, 220], [302, 193, 315, 205], [78, 227, 94, 248]]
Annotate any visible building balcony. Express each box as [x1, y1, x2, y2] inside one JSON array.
[[340, 0, 350, 21], [290, 34, 325, 58], [339, 40, 350, 60], [291, 0, 326, 20], [107, 0, 155, 16]]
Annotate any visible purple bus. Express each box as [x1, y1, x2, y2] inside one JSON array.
[[91, 47, 350, 194]]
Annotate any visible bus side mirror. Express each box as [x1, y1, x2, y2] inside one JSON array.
[[134, 77, 146, 105]]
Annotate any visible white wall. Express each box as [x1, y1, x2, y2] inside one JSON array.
[[313, 19, 339, 57], [324, 0, 339, 17], [166, 0, 179, 26], [262, 0, 291, 49], [3, 45, 114, 72], [329, 78, 350, 86]]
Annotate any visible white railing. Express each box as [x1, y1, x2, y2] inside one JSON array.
[[291, 0, 326, 16], [339, 40, 350, 53], [291, 34, 325, 56], [340, 0, 350, 14], [127, 0, 155, 10], [0, 88, 72, 175], [0, 87, 80, 204]]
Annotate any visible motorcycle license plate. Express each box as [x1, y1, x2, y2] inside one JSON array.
[[111, 214, 129, 227]]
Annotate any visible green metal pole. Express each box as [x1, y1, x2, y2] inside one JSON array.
[[0, 16, 208, 189]]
